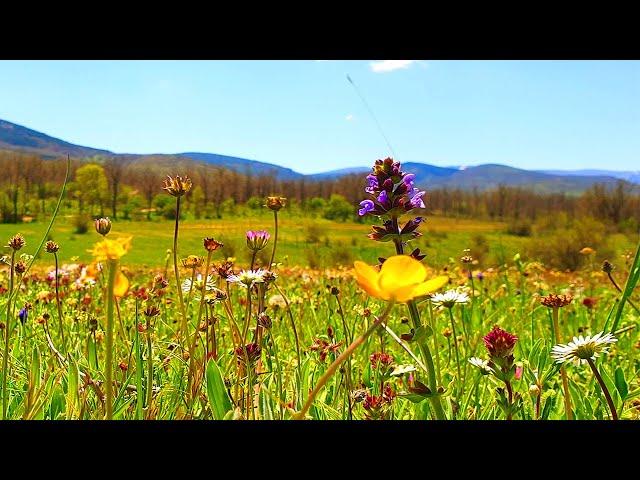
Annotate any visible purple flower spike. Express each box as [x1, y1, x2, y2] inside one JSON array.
[[409, 190, 426, 209], [18, 307, 28, 325], [358, 199, 375, 216], [365, 174, 378, 194], [403, 173, 415, 188], [377, 190, 389, 205]]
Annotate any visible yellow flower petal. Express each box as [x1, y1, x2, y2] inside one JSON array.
[[410, 275, 449, 298], [354, 261, 383, 299], [114, 271, 129, 298], [378, 255, 427, 294], [90, 237, 132, 262]]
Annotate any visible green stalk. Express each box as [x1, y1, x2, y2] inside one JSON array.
[[269, 210, 278, 269], [53, 252, 66, 353], [551, 307, 573, 420], [587, 358, 618, 420], [610, 238, 640, 333], [393, 231, 446, 420], [146, 314, 154, 411], [172, 196, 188, 339], [294, 301, 394, 420], [2, 251, 16, 419], [448, 307, 463, 396], [105, 258, 118, 420], [407, 301, 447, 420]]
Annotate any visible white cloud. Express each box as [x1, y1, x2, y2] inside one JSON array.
[[369, 60, 417, 73], [345, 114, 354, 121]]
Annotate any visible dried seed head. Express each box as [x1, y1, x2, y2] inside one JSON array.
[[14, 261, 27, 274], [235, 343, 261, 364], [257, 312, 272, 329], [203, 237, 224, 252], [460, 249, 473, 264], [163, 175, 192, 197], [144, 305, 161, 318], [45, 240, 60, 253], [602, 260, 614, 274], [95, 217, 112, 236], [181, 255, 204, 269], [265, 196, 286, 212], [7, 234, 25, 251], [540, 294, 573, 309], [153, 274, 169, 290], [262, 271, 277, 284]]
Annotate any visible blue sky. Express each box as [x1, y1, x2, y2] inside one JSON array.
[[0, 60, 637, 174]]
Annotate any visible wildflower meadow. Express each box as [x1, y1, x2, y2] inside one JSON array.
[[1, 156, 638, 421]]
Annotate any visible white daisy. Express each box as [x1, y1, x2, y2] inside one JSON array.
[[468, 356, 493, 375], [551, 331, 617, 365], [430, 289, 470, 308], [181, 274, 217, 294], [227, 269, 267, 288]]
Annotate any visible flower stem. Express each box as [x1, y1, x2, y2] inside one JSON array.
[[146, 315, 153, 412], [587, 358, 618, 420], [294, 302, 394, 420], [392, 233, 446, 419], [1, 251, 16, 419], [551, 307, 573, 420], [273, 282, 302, 406], [53, 252, 66, 353], [172, 196, 188, 340], [269, 211, 278, 269], [448, 307, 463, 397], [407, 301, 447, 420], [105, 258, 118, 420]]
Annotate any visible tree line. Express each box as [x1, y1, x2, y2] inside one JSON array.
[[0, 151, 638, 230]]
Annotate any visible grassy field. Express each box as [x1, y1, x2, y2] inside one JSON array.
[[0, 206, 638, 421], [0, 213, 532, 269]]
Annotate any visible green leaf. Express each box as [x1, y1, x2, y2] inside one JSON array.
[[30, 346, 41, 390], [134, 322, 144, 420], [87, 335, 98, 371], [615, 367, 628, 401], [541, 394, 556, 420], [66, 358, 79, 419], [206, 359, 232, 420], [413, 325, 433, 342]]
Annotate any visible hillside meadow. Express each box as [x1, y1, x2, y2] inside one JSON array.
[[0, 160, 638, 421]]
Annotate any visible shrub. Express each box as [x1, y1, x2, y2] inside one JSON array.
[[470, 234, 490, 265], [72, 213, 92, 234], [305, 223, 322, 244], [527, 216, 614, 270], [507, 219, 532, 237], [305, 248, 322, 269], [329, 242, 353, 266], [323, 194, 353, 222]]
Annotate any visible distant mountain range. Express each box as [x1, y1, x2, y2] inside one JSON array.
[[1, 118, 637, 193]]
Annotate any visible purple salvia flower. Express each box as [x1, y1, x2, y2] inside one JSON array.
[[402, 173, 415, 188], [409, 190, 426, 209], [358, 200, 375, 216], [377, 190, 389, 205], [365, 174, 378, 194]]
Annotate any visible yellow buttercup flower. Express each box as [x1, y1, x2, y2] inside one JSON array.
[[114, 271, 129, 298], [90, 237, 132, 262], [354, 255, 448, 303]]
